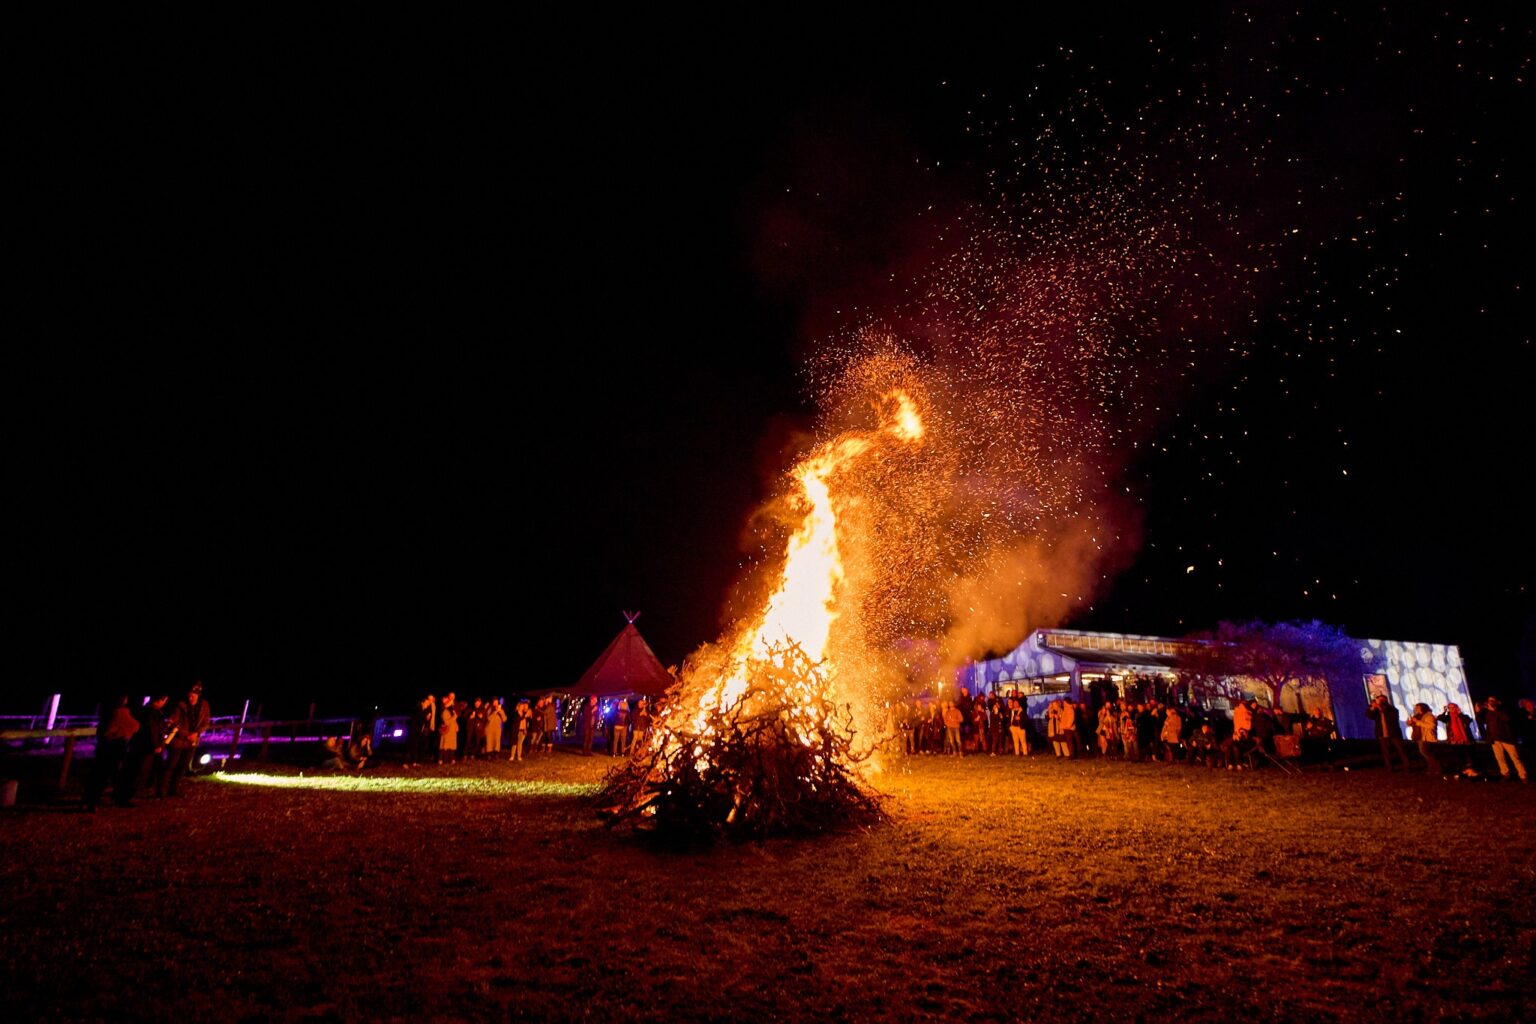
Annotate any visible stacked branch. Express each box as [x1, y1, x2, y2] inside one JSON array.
[[600, 645, 885, 840]]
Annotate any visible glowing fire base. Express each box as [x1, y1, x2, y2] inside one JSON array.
[[600, 645, 885, 840]]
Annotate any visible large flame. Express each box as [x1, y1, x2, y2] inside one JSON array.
[[677, 389, 925, 761]]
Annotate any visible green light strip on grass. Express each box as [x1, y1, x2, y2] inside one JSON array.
[[211, 772, 600, 797]]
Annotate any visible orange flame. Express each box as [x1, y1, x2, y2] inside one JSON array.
[[681, 390, 925, 761]]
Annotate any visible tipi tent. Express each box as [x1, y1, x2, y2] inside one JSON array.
[[562, 613, 675, 699]]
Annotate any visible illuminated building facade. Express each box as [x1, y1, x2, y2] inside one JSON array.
[[964, 629, 1473, 741]]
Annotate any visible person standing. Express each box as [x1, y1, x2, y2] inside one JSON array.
[[84, 696, 139, 811], [1437, 703, 1476, 745], [1045, 701, 1062, 757], [611, 698, 631, 757], [581, 697, 598, 756], [413, 695, 437, 765], [1008, 698, 1029, 757], [484, 698, 506, 758], [1477, 697, 1528, 782], [160, 683, 210, 797], [437, 691, 459, 764], [117, 693, 169, 805], [541, 697, 559, 752], [466, 698, 486, 758], [1058, 699, 1079, 759], [1160, 706, 1184, 763], [632, 698, 652, 752], [509, 699, 531, 761], [942, 701, 964, 757], [527, 696, 546, 754], [1407, 702, 1442, 775], [1367, 695, 1411, 772], [1098, 702, 1119, 757], [987, 695, 1006, 757], [971, 701, 990, 755]]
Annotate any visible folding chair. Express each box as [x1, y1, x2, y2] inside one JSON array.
[[1252, 734, 1303, 775]]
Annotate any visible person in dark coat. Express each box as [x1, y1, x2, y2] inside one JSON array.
[[1477, 697, 1528, 782], [117, 694, 169, 804], [1251, 705, 1279, 759], [1514, 699, 1536, 748], [412, 694, 437, 764], [1367, 695, 1411, 772], [1136, 704, 1160, 757], [581, 697, 598, 756], [541, 697, 559, 752], [160, 683, 211, 797], [84, 696, 139, 811]]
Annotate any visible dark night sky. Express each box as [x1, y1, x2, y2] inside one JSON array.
[[14, 7, 1533, 716]]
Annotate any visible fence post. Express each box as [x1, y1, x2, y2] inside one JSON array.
[[260, 724, 273, 762], [230, 723, 243, 761]]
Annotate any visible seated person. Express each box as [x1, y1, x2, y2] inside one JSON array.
[[318, 736, 346, 771], [1186, 724, 1221, 768], [344, 732, 373, 771]]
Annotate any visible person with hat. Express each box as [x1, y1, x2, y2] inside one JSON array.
[[160, 682, 211, 797]]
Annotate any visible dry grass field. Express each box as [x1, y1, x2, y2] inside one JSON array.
[[3, 751, 1533, 1023]]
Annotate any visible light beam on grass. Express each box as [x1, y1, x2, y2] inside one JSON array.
[[212, 772, 600, 797]]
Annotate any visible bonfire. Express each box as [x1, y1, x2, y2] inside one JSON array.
[[601, 391, 924, 838]]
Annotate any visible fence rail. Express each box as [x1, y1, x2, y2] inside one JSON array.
[[1, 716, 412, 789]]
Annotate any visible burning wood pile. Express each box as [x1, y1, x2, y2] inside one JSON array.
[[600, 643, 884, 839]]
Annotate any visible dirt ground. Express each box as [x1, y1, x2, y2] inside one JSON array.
[[3, 750, 1533, 1023]]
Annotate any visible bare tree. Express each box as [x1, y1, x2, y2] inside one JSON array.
[[1180, 620, 1364, 713]]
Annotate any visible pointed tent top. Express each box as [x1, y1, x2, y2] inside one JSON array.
[[560, 618, 675, 699], [622, 610, 640, 624]]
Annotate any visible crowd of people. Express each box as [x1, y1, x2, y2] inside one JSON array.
[[893, 689, 1533, 781], [407, 693, 653, 765], [72, 682, 1531, 811], [82, 683, 212, 810]]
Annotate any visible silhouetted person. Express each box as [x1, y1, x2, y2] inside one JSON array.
[[118, 694, 169, 805], [437, 691, 458, 764], [541, 696, 559, 752], [510, 699, 531, 761], [1367, 695, 1411, 772], [611, 698, 630, 757], [84, 695, 139, 811], [412, 694, 437, 764], [632, 698, 652, 752], [581, 697, 598, 755], [160, 683, 210, 797]]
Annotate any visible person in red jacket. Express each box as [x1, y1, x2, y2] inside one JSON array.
[[84, 695, 140, 811]]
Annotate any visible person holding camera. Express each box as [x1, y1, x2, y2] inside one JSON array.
[[1367, 694, 1411, 772], [1407, 703, 1442, 776]]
